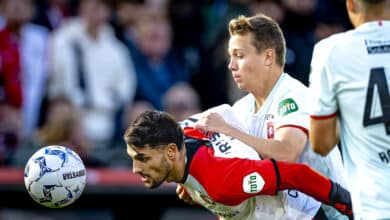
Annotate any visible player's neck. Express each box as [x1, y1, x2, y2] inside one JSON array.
[[171, 146, 187, 183], [252, 69, 282, 113], [357, 14, 390, 26], [353, 4, 390, 27]]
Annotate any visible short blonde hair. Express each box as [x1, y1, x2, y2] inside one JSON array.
[[229, 14, 286, 67]]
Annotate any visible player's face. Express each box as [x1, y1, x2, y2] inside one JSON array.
[[228, 34, 268, 93], [127, 145, 172, 189]]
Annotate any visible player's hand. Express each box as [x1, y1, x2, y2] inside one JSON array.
[[328, 182, 353, 220], [176, 184, 196, 205], [195, 112, 229, 134]]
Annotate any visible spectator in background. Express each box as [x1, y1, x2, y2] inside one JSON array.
[[193, 0, 251, 109], [112, 0, 144, 44], [130, 5, 191, 110], [162, 82, 201, 121], [0, 0, 50, 141], [169, 0, 205, 76], [38, 97, 88, 159], [123, 100, 154, 126], [11, 96, 104, 167], [20, 5, 50, 141], [111, 100, 154, 155], [32, 0, 75, 31], [48, 0, 137, 149], [250, 0, 285, 24], [0, 102, 22, 165], [314, 0, 351, 41], [281, 0, 318, 86], [37, 96, 103, 167], [0, 0, 25, 111], [0, 0, 48, 163]]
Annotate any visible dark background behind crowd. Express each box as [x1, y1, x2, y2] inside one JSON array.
[[0, 0, 352, 168], [0, 0, 351, 219]]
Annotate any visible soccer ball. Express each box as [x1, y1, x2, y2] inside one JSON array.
[[24, 145, 87, 208]]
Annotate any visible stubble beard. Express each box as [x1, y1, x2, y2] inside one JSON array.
[[148, 157, 171, 189]]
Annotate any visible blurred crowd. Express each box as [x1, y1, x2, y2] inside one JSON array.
[[0, 0, 351, 168]]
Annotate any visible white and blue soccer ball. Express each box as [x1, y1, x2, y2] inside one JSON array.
[[24, 145, 87, 208]]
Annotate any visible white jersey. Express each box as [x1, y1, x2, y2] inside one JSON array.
[[181, 110, 321, 220], [233, 73, 348, 219], [309, 21, 390, 219]]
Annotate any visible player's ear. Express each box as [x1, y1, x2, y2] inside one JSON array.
[[346, 0, 356, 13], [346, 0, 359, 27], [264, 48, 274, 66], [166, 143, 177, 160]]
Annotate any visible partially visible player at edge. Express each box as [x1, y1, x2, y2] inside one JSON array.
[[309, 0, 390, 219], [124, 110, 353, 220]]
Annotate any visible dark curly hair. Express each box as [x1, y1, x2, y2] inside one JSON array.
[[124, 110, 184, 150]]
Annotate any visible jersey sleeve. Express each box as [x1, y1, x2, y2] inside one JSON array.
[[188, 146, 349, 211], [309, 38, 339, 118], [189, 146, 279, 206], [273, 78, 310, 134]]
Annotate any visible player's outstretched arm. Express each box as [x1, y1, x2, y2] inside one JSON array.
[[189, 148, 352, 218], [274, 160, 352, 219]]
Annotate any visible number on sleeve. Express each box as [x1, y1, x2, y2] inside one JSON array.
[[363, 67, 390, 134]]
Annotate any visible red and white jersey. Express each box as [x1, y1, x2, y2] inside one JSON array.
[[231, 74, 348, 219], [309, 21, 390, 219], [179, 116, 320, 220]]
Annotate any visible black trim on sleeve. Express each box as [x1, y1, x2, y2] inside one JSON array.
[[270, 159, 281, 195], [313, 206, 328, 220], [179, 137, 210, 183]]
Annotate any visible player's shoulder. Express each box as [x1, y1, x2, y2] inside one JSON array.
[[276, 74, 308, 100], [319, 28, 358, 45], [313, 30, 357, 60], [311, 30, 358, 78], [281, 74, 307, 91], [272, 74, 310, 116]]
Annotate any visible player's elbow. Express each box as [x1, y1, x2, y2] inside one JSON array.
[[309, 132, 335, 156], [313, 147, 329, 156], [311, 142, 332, 156], [309, 117, 338, 156]]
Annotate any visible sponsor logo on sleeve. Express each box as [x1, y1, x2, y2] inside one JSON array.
[[243, 172, 264, 194], [278, 98, 299, 116]]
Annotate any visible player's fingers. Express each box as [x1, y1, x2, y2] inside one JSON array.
[[194, 122, 208, 132], [178, 191, 186, 199], [176, 185, 196, 205], [178, 189, 188, 200], [195, 126, 208, 132], [176, 185, 188, 200], [184, 198, 196, 205], [181, 193, 196, 205], [176, 184, 184, 195]]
